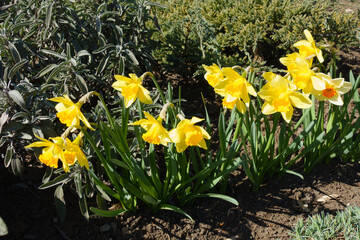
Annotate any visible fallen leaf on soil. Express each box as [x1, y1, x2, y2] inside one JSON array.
[[292, 199, 311, 213], [316, 194, 340, 203]]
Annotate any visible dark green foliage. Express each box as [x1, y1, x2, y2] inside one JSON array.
[[152, 0, 359, 75], [0, 0, 160, 174]]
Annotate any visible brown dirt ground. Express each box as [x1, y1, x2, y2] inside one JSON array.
[[1, 158, 360, 240]]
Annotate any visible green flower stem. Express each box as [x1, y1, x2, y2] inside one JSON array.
[[81, 129, 126, 206], [96, 93, 116, 130]]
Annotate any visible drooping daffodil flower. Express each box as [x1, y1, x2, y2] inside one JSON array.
[[49, 95, 94, 130], [26, 136, 70, 172], [293, 29, 324, 63], [129, 111, 171, 146], [63, 133, 89, 170], [112, 73, 153, 108]]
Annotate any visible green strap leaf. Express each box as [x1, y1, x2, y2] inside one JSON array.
[[90, 207, 126, 217], [158, 204, 193, 220], [195, 193, 239, 206]]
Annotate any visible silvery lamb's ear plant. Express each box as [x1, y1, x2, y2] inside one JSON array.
[[290, 206, 360, 240]]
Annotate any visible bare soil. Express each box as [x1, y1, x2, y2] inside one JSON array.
[[2, 158, 360, 240]]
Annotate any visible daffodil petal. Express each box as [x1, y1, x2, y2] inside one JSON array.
[[281, 105, 293, 123], [200, 127, 211, 140], [329, 94, 343, 106], [235, 99, 246, 114], [262, 102, 276, 115], [175, 141, 188, 153], [198, 139, 208, 150], [338, 81, 352, 94], [263, 72, 276, 82], [137, 86, 153, 105], [311, 76, 326, 91], [293, 40, 312, 48], [289, 92, 312, 109]]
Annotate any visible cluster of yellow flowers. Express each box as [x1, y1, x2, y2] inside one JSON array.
[[26, 94, 92, 172], [27, 30, 352, 172], [112, 73, 211, 153], [204, 30, 352, 123]]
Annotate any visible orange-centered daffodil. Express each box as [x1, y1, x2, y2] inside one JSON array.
[[49, 95, 94, 130], [129, 111, 171, 146], [258, 74, 312, 123], [169, 116, 210, 153], [112, 73, 153, 108], [311, 73, 352, 105], [293, 29, 324, 63]]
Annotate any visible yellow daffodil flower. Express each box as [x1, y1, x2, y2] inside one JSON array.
[[293, 29, 324, 63], [26, 136, 70, 172], [169, 116, 211, 153], [258, 74, 312, 123], [280, 52, 315, 94], [49, 95, 94, 130], [129, 111, 171, 146], [311, 73, 352, 105], [213, 67, 257, 114], [112, 73, 153, 108], [203, 64, 224, 87], [64, 133, 89, 170]]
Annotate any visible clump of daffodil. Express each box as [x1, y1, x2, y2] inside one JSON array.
[[169, 115, 210, 153], [49, 93, 95, 130], [26, 135, 70, 172], [205, 66, 257, 114], [280, 52, 315, 94], [258, 73, 312, 123], [129, 111, 171, 146], [311, 73, 352, 105], [112, 73, 153, 108], [203, 63, 224, 87], [293, 29, 324, 63]]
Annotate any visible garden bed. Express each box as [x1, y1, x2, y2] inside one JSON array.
[[2, 45, 360, 239], [1, 158, 360, 239]]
